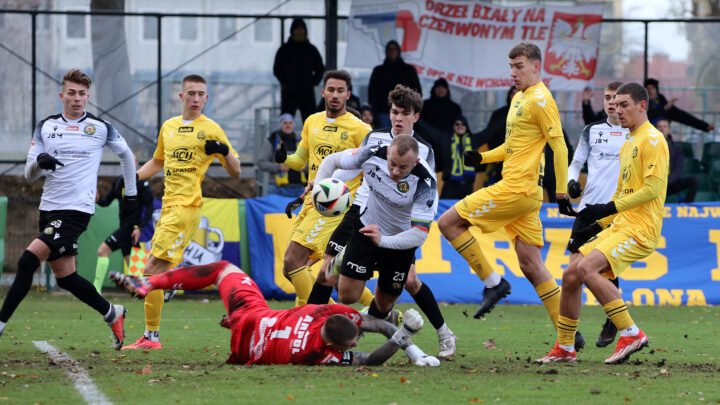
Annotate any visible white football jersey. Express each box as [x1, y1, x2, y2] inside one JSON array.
[[25, 112, 131, 214], [569, 119, 629, 210], [332, 145, 438, 237]]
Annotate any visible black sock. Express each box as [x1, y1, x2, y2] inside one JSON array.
[[56, 272, 111, 316], [367, 299, 390, 320], [611, 277, 620, 289], [411, 283, 445, 330], [0, 250, 40, 323], [307, 282, 333, 305]]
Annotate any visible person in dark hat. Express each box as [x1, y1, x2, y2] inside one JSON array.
[[644, 78, 714, 132], [368, 40, 422, 128], [273, 18, 324, 121], [420, 78, 463, 134], [440, 115, 478, 199]]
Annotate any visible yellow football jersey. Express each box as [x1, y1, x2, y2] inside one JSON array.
[[153, 114, 238, 207], [300, 111, 372, 185], [611, 121, 669, 238], [502, 82, 563, 198]]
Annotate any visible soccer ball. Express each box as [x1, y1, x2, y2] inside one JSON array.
[[312, 178, 351, 217]]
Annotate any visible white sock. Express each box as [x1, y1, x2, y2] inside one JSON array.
[[619, 324, 640, 337], [483, 272, 501, 288], [103, 304, 114, 322], [0, 320, 6, 335], [144, 330, 160, 342], [559, 344, 575, 353], [436, 323, 451, 338], [404, 344, 425, 362]]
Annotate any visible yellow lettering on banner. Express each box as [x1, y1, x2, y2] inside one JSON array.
[[544, 228, 572, 279], [686, 289, 707, 306], [621, 236, 667, 280], [470, 228, 522, 277], [415, 222, 451, 274], [656, 289, 683, 306], [264, 213, 294, 294], [546, 207, 560, 218], [632, 288, 655, 305], [583, 288, 599, 306], [710, 230, 720, 281], [707, 206, 720, 217], [676, 206, 689, 217], [663, 206, 672, 218]]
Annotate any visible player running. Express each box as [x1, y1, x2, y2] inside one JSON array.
[[438, 43, 580, 347], [536, 82, 668, 365], [123, 74, 241, 350], [566, 81, 629, 348], [307, 85, 457, 358], [0, 69, 135, 349], [93, 157, 154, 293], [274, 70, 372, 307], [109, 261, 439, 367]]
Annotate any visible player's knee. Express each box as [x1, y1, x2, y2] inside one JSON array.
[[437, 210, 454, 235], [576, 259, 594, 284], [216, 262, 244, 285], [337, 288, 361, 305], [404, 276, 421, 295], [561, 264, 581, 289]]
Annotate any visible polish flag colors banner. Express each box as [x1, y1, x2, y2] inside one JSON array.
[[346, 0, 604, 91]]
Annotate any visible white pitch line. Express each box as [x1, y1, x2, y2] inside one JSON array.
[[33, 340, 112, 405]]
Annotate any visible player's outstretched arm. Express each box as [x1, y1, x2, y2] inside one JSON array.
[[223, 152, 241, 178], [137, 157, 164, 180]]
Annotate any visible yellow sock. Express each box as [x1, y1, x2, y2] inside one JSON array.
[[288, 266, 314, 307], [535, 279, 561, 327], [450, 231, 494, 280], [557, 315, 578, 347], [358, 287, 374, 306], [328, 297, 336, 304], [602, 299, 634, 331], [144, 289, 164, 331]]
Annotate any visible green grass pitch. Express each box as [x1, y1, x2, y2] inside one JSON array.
[[0, 290, 718, 404]]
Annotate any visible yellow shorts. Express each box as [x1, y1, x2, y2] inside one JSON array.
[[579, 225, 658, 279], [289, 199, 345, 260], [150, 205, 202, 266], [455, 183, 544, 247]]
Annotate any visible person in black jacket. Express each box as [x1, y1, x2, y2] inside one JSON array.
[[93, 171, 154, 293], [440, 115, 478, 199], [581, 86, 607, 125], [657, 119, 698, 202], [273, 18, 324, 121], [420, 78, 462, 133], [644, 78, 714, 132], [475, 85, 518, 185], [368, 40, 421, 127]]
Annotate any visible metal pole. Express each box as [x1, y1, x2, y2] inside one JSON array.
[[31, 12, 37, 130], [157, 14, 162, 136], [325, 0, 338, 70], [280, 17, 285, 42], [643, 21, 648, 84]]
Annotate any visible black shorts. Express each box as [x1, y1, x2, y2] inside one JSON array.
[[566, 215, 602, 253], [339, 216, 416, 296], [325, 204, 361, 256], [37, 210, 91, 261], [105, 223, 136, 256]]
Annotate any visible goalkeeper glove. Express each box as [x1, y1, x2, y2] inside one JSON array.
[[463, 151, 483, 167], [578, 201, 618, 222], [557, 196, 578, 217], [567, 179, 582, 199], [284, 197, 304, 219], [567, 222, 603, 253], [36, 153, 64, 171], [204, 140, 229, 156]]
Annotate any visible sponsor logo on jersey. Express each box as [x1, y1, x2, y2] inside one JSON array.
[[171, 147, 194, 162], [322, 126, 338, 132], [166, 167, 198, 176], [397, 181, 409, 193], [340, 130, 348, 140], [83, 124, 96, 136], [314, 144, 335, 158], [347, 261, 366, 274], [622, 165, 631, 182], [611, 131, 623, 136], [67, 125, 80, 131], [44, 226, 54, 235], [197, 130, 206, 140], [178, 126, 194, 133], [632, 146, 638, 159]]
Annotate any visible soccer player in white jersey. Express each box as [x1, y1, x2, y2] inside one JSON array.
[[566, 81, 629, 348], [314, 135, 438, 330], [0, 69, 136, 349], [307, 85, 456, 358]]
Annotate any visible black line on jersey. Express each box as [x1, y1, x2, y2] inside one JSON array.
[[410, 161, 433, 181], [37, 114, 62, 130], [373, 146, 388, 159]]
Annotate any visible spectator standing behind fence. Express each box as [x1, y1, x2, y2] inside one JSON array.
[[360, 105, 375, 127], [420, 78, 462, 134], [581, 86, 607, 125], [368, 40, 421, 128], [644, 78, 715, 132], [475, 85, 519, 186], [273, 18, 324, 121], [439, 115, 478, 199], [257, 113, 307, 197], [656, 118, 698, 202]]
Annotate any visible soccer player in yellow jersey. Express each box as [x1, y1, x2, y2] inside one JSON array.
[[123, 74, 241, 349], [275, 70, 372, 306], [536, 82, 668, 365], [438, 42, 578, 335]]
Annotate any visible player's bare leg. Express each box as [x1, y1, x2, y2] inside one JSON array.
[[404, 266, 456, 358], [336, 274, 366, 304], [283, 241, 314, 306], [438, 207, 510, 318]]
